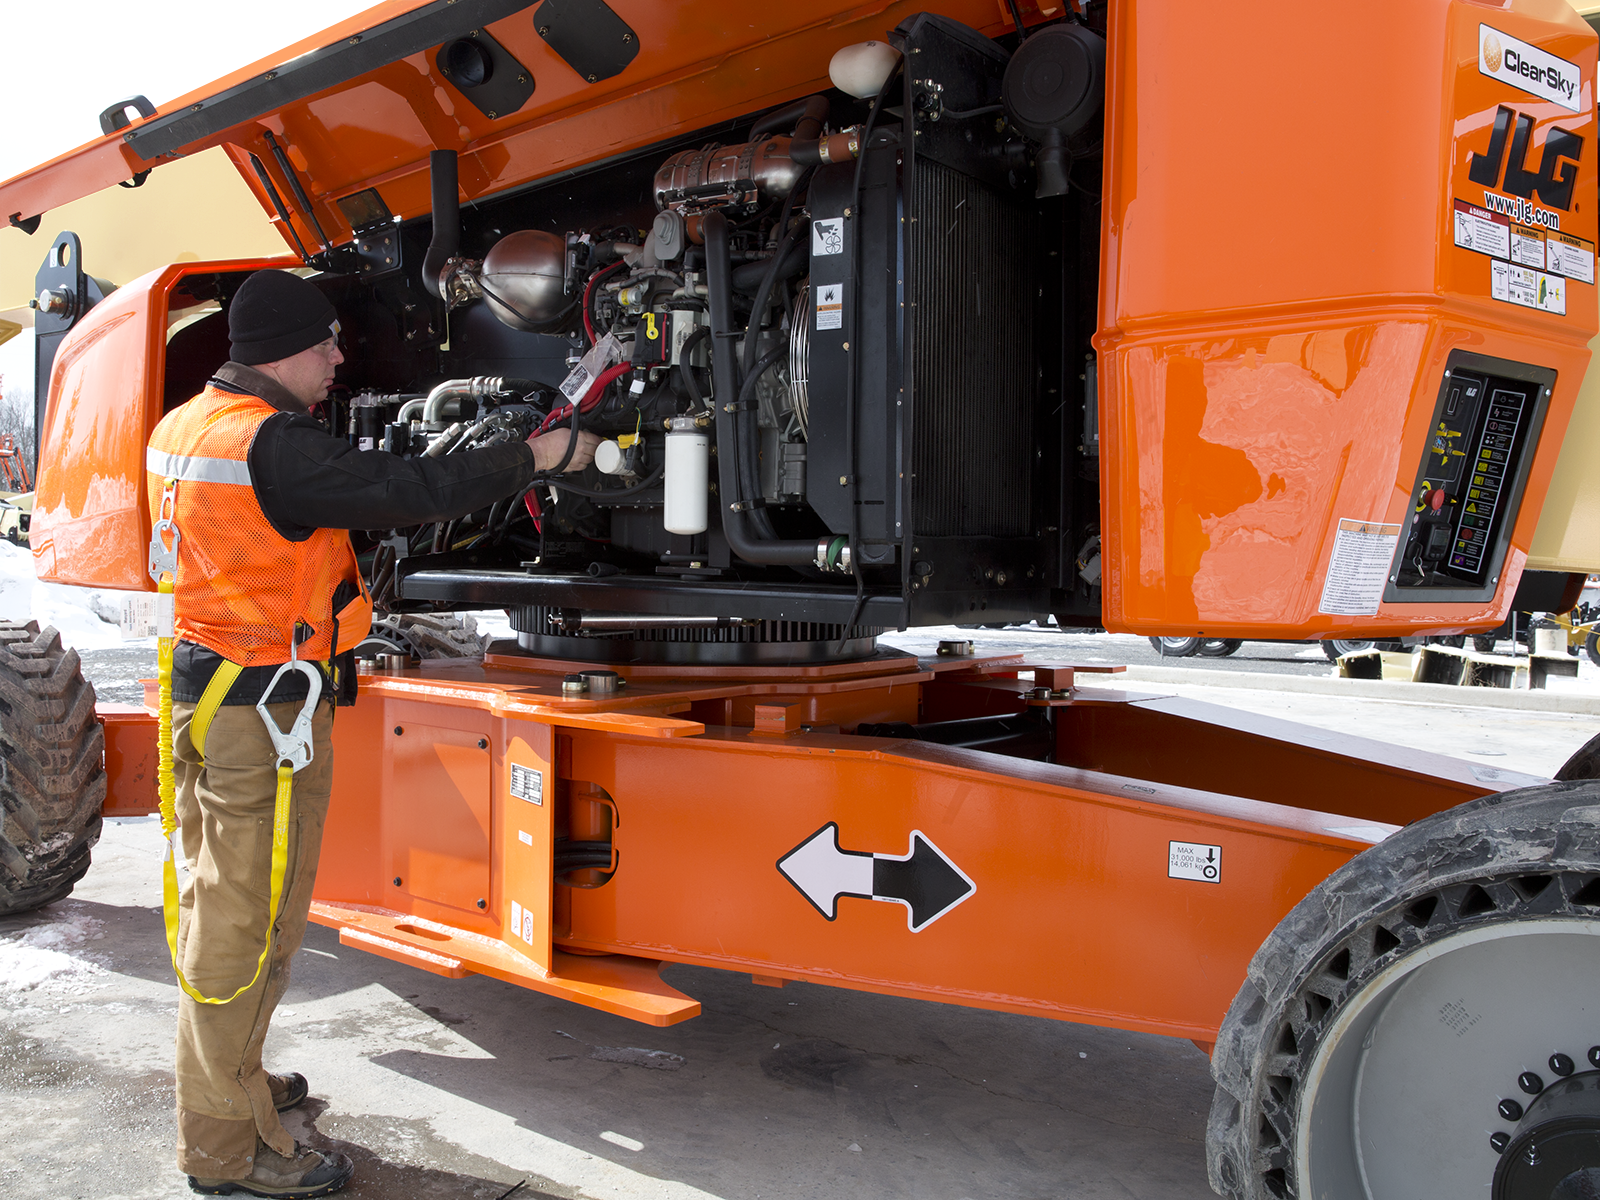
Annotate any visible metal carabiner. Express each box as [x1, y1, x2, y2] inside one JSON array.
[[255, 660, 323, 774], [148, 478, 181, 583]]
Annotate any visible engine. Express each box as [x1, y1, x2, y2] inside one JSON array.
[[174, 12, 1109, 663]]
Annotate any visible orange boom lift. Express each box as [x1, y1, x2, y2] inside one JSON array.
[[4, 3, 1600, 1196]]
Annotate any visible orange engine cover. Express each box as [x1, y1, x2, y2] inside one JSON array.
[[1096, 0, 1597, 638]]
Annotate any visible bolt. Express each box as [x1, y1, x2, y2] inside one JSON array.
[[538, 25, 549, 34], [1490, 1131, 1510, 1153], [476, 898, 487, 909], [393, 876, 403, 887], [394, 725, 404, 735], [478, 738, 489, 750], [488, 111, 498, 119], [1499, 1098, 1524, 1121], [587, 74, 598, 82], [1519, 1071, 1544, 1096], [623, 31, 632, 41], [517, 74, 528, 83], [1550, 1052, 1575, 1077]]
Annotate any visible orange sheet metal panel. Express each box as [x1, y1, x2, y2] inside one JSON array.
[[302, 662, 1512, 1039], [97, 705, 159, 818], [0, 1, 1026, 254], [1097, 0, 1598, 639], [31, 256, 294, 589]]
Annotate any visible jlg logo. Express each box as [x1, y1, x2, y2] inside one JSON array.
[[1468, 105, 1584, 212]]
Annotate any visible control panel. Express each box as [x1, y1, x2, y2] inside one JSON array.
[[1386, 351, 1554, 603]]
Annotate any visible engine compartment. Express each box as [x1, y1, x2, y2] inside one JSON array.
[[161, 11, 1108, 662]]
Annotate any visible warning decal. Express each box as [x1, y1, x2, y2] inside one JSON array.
[[1547, 232, 1596, 285], [815, 283, 843, 331], [1491, 261, 1566, 315], [812, 218, 844, 256], [1169, 841, 1221, 884], [510, 763, 544, 805], [1318, 519, 1402, 616]]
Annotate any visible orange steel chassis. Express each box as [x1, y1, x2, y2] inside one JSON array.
[[99, 648, 1516, 1041]]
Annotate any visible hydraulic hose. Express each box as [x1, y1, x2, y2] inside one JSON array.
[[677, 325, 712, 409], [421, 150, 459, 300], [738, 343, 787, 537], [704, 210, 817, 566]]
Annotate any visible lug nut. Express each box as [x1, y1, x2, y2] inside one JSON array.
[[1519, 1071, 1544, 1096], [1499, 1098, 1524, 1122], [1550, 1052, 1575, 1077], [1490, 1131, 1511, 1153], [1589, 1046, 1600, 1069]]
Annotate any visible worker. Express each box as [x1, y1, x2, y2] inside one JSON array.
[[147, 269, 599, 1198]]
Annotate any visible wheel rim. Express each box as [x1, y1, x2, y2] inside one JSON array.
[[1297, 919, 1600, 1199], [1328, 639, 1375, 655]]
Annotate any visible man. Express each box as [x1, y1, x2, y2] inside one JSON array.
[[147, 269, 598, 1198]]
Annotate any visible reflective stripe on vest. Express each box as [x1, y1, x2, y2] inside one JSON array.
[[145, 448, 252, 486], [145, 383, 372, 667]]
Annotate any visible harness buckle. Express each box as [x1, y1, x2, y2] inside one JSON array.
[[255, 660, 323, 774]]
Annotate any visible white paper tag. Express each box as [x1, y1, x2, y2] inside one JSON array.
[[518, 829, 534, 846], [510, 899, 523, 936], [1318, 519, 1401, 616], [558, 332, 624, 401], [154, 592, 175, 639]]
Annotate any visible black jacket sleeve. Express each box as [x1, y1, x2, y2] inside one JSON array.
[[248, 411, 537, 539]]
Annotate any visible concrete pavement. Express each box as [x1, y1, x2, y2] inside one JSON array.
[[6, 629, 1599, 1198]]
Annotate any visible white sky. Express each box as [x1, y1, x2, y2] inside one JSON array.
[[0, 0, 379, 394], [0, 0, 379, 184]]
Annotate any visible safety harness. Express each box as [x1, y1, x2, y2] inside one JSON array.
[[150, 477, 322, 1005]]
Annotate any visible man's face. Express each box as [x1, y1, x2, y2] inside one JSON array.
[[258, 335, 344, 410]]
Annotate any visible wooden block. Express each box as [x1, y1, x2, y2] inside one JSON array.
[[753, 703, 802, 734]]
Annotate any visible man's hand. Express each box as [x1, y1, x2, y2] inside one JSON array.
[[529, 428, 602, 472]]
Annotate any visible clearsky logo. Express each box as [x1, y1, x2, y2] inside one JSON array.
[[1479, 25, 1582, 113]]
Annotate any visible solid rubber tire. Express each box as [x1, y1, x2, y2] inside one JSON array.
[[0, 621, 106, 916], [1205, 780, 1600, 1199], [1149, 636, 1202, 657]]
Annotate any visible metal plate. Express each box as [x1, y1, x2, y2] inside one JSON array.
[[533, 0, 640, 83]]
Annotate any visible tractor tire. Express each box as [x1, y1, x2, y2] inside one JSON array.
[[1198, 639, 1244, 658], [1587, 631, 1600, 669], [0, 622, 106, 916], [1475, 633, 1500, 653], [1148, 636, 1202, 657], [354, 612, 491, 661], [1206, 781, 1600, 1200]]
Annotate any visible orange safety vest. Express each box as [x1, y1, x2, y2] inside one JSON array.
[[145, 381, 372, 668]]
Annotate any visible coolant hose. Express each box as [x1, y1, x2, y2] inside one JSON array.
[[704, 211, 817, 566], [750, 94, 831, 142]]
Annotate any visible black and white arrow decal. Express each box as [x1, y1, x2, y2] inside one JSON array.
[[777, 823, 976, 932]]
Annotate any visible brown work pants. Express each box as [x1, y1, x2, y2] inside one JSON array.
[[171, 696, 333, 1179]]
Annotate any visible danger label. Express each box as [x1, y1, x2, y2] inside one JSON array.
[[509, 763, 543, 805], [815, 283, 843, 331], [1318, 519, 1401, 616], [1169, 841, 1221, 884], [1454, 200, 1510, 260]]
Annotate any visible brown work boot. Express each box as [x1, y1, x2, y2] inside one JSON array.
[[188, 1140, 353, 1197], [268, 1071, 309, 1112]]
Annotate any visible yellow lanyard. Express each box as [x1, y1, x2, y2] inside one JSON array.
[[150, 476, 305, 1006]]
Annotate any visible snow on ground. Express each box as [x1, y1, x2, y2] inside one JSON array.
[[0, 905, 108, 995], [0, 542, 144, 651]]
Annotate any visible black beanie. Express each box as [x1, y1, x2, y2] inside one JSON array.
[[228, 270, 339, 365]]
